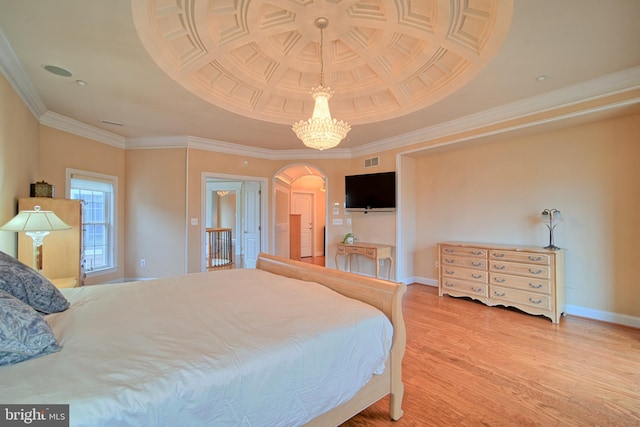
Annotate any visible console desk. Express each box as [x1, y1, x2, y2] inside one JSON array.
[[336, 243, 393, 281]]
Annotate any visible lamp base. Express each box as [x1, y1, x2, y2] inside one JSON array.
[[544, 244, 561, 251]]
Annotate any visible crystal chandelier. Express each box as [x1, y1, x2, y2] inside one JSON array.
[[292, 17, 350, 151]]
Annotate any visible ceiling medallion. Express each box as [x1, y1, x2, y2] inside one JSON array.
[[292, 17, 350, 151]]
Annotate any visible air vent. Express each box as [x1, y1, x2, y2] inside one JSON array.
[[364, 156, 380, 168]]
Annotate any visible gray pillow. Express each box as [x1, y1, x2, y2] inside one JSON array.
[[0, 289, 61, 366], [0, 250, 69, 313]]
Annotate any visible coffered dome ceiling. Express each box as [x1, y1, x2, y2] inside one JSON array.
[[132, 0, 512, 126]]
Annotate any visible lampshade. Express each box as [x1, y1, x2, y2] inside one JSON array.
[[0, 206, 71, 232]]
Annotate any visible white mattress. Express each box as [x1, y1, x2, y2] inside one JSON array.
[[0, 268, 393, 427]]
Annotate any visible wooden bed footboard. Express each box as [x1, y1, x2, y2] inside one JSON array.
[[255, 253, 407, 424]]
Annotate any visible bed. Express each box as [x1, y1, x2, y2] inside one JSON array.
[[0, 253, 406, 426]]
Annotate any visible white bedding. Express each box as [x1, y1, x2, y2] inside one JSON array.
[[0, 268, 393, 427]]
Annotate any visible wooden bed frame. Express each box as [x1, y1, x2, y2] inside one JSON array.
[[256, 253, 407, 425]]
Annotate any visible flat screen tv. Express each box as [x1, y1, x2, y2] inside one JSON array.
[[345, 171, 396, 212]]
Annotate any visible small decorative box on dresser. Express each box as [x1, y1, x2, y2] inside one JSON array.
[[438, 242, 566, 323]]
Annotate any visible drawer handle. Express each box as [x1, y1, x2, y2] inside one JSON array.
[[472, 287, 483, 293], [493, 265, 506, 270], [471, 261, 483, 267], [446, 269, 455, 275], [444, 258, 454, 263], [472, 274, 483, 279], [445, 282, 455, 287], [529, 283, 543, 289], [472, 250, 483, 256], [529, 298, 543, 305], [493, 291, 506, 297], [493, 277, 506, 283], [529, 268, 543, 275], [529, 256, 543, 261], [444, 248, 455, 253], [493, 253, 505, 258]]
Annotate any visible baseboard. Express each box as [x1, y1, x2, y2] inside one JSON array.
[[566, 304, 640, 329], [401, 277, 639, 328], [403, 276, 437, 287]]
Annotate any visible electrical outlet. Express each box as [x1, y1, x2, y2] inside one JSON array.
[[140, 259, 146, 267]]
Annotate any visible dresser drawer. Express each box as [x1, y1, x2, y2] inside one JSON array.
[[442, 265, 487, 283], [490, 273, 551, 294], [365, 248, 377, 258], [489, 250, 550, 265], [489, 260, 550, 279], [490, 285, 551, 310], [441, 245, 487, 258], [441, 278, 488, 297], [441, 254, 487, 270]]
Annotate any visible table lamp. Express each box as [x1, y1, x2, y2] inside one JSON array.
[[0, 205, 71, 272], [541, 208, 562, 250]]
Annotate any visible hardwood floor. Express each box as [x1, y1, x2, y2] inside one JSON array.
[[341, 285, 640, 426]]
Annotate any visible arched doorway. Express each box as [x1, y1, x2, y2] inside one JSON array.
[[272, 164, 327, 265]]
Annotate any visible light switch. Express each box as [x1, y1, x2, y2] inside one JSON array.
[[332, 219, 343, 225], [190, 218, 198, 226]]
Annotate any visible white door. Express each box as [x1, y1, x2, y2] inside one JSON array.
[[292, 192, 313, 257], [243, 181, 261, 268]]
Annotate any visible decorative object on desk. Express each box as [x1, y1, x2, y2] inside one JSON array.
[[341, 232, 356, 244], [292, 17, 350, 151], [541, 208, 562, 250], [30, 181, 54, 198], [0, 206, 71, 272]]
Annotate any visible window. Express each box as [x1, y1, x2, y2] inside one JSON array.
[[67, 169, 117, 274]]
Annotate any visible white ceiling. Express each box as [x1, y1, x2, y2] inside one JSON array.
[[0, 0, 639, 155]]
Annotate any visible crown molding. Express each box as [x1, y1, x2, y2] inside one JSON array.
[[0, 28, 47, 118], [40, 111, 126, 148], [351, 66, 640, 158], [185, 136, 352, 160]]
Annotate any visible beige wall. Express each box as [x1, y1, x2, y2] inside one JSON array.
[[0, 73, 39, 255], [3, 67, 638, 322], [125, 148, 186, 278], [411, 112, 640, 318], [38, 126, 126, 284]]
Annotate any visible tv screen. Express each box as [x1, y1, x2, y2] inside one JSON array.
[[345, 172, 396, 212]]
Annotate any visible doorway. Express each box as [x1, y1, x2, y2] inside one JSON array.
[[202, 173, 267, 271], [273, 164, 327, 265]]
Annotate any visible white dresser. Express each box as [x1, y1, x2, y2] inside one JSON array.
[[438, 242, 566, 323]]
